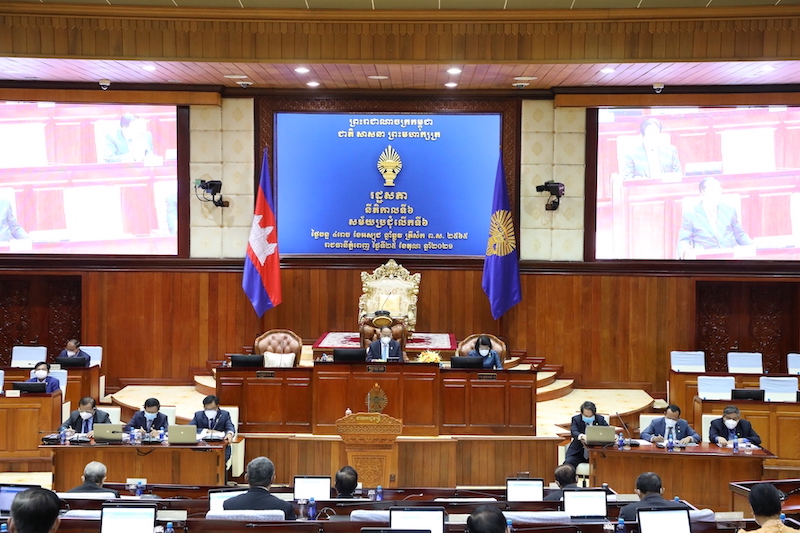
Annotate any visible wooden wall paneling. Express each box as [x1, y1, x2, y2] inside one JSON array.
[[397, 439, 458, 487], [455, 438, 560, 486]]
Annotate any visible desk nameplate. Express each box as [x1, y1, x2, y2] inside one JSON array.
[[367, 366, 386, 373], [255, 370, 276, 378], [477, 373, 497, 380]]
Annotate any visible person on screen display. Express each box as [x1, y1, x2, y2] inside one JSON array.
[[564, 400, 609, 468], [467, 335, 503, 370], [621, 117, 681, 180], [708, 405, 761, 447], [56, 339, 91, 367], [740, 483, 800, 533], [0, 198, 28, 242], [366, 326, 406, 362], [25, 361, 60, 394], [676, 177, 754, 259], [104, 112, 154, 163]]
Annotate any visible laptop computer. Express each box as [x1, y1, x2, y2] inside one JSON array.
[[585, 425, 616, 445], [100, 502, 157, 533], [167, 425, 198, 444], [293, 476, 332, 501], [390, 507, 446, 533], [450, 357, 484, 369], [93, 424, 124, 442], [506, 478, 544, 502], [0, 484, 39, 517], [562, 488, 608, 523], [637, 508, 691, 533], [208, 487, 248, 511]]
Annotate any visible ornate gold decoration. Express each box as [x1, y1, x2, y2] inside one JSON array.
[[377, 145, 402, 187], [359, 259, 421, 332], [366, 383, 388, 413], [417, 350, 440, 363], [335, 412, 403, 450], [486, 209, 516, 257]]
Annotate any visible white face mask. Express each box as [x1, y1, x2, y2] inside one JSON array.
[[204, 409, 217, 419], [380, 336, 391, 345], [66, 351, 77, 357], [724, 419, 738, 430], [664, 418, 677, 429], [79, 411, 93, 421], [34, 370, 48, 380], [479, 348, 490, 357]]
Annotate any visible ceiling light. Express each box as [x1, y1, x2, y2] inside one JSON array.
[[447, 68, 462, 75], [444, 82, 458, 88], [513, 76, 538, 81], [223, 74, 248, 79], [294, 67, 310, 74], [600, 68, 615, 74], [142, 65, 157, 72], [368, 75, 389, 80], [167, 79, 183, 84], [583, 82, 598, 86], [306, 81, 320, 87]]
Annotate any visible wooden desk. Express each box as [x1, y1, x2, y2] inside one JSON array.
[[2, 366, 99, 410], [730, 479, 800, 516], [589, 442, 775, 511], [45, 442, 226, 492], [0, 391, 61, 459]]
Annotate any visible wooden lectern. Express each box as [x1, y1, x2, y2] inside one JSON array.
[[336, 412, 402, 488]]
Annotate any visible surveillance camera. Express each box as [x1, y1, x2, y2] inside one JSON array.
[[535, 180, 565, 198], [653, 83, 664, 94], [99, 79, 111, 91], [512, 82, 529, 89], [236, 81, 253, 88]]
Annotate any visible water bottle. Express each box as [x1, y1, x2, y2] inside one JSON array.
[[2, 522, 8, 532], [376, 485, 383, 501], [674, 496, 680, 502], [345, 407, 353, 416], [297, 499, 307, 519], [164, 523, 175, 533], [135, 481, 143, 496], [617, 432, 624, 450], [506, 518, 513, 532], [159, 429, 165, 441], [667, 433, 674, 452], [129, 427, 136, 445], [59, 428, 66, 445], [307, 497, 316, 520], [615, 517, 625, 533], [733, 438, 739, 454], [781, 513, 786, 524]]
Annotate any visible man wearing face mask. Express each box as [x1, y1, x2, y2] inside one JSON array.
[[366, 326, 406, 362], [564, 401, 609, 468], [61, 397, 111, 438], [26, 362, 60, 394], [640, 404, 700, 446], [708, 405, 761, 447], [57, 339, 91, 367], [189, 395, 235, 461], [125, 397, 168, 438]]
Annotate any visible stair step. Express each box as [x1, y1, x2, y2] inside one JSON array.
[[537, 379, 574, 401]]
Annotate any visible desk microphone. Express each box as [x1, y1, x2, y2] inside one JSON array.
[[401, 493, 425, 500], [616, 412, 640, 447]]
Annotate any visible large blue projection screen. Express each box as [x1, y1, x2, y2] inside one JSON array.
[[275, 113, 501, 256]]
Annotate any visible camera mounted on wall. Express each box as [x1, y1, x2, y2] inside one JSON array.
[[194, 179, 229, 208], [536, 180, 565, 211]]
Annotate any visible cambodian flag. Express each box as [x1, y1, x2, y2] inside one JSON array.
[[482, 152, 522, 320], [243, 149, 282, 316]]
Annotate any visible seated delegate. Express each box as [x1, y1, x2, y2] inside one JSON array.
[[224, 456, 296, 519], [366, 326, 406, 362], [61, 397, 111, 438], [57, 339, 91, 367], [640, 404, 700, 445], [467, 335, 503, 369], [708, 405, 761, 447], [125, 397, 169, 438], [26, 362, 60, 393]]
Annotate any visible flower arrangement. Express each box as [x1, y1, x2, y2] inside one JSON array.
[[417, 350, 441, 363]]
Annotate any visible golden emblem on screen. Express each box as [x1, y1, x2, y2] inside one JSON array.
[[377, 145, 402, 187], [366, 383, 389, 413], [486, 210, 516, 256]]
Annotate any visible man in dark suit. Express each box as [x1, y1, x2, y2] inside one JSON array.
[[334, 466, 358, 498], [26, 361, 60, 394], [366, 326, 405, 362], [60, 397, 111, 438], [619, 472, 687, 521], [708, 405, 761, 447], [564, 401, 609, 468], [8, 487, 61, 533], [125, 397, 169, 438], [223, 456, 296, 519], [103, 113, 154, 163], [66, 461, 120, 497], [544, 464, 579, 501], [621, 117, 681, 180], [640, 404, 700, 445], [56, 339, 91, 367], [189, 394, 235, 461], [0, 198, 28, 242], [466, 505, 507, 533], [677, 177, 753, 259]]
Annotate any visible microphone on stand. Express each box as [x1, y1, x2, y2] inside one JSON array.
[[616, 412, 640, 447]]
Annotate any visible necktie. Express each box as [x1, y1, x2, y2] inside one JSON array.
[[729, 428, 737, 440], [209, 417, 215, 430], [382, 344, 388, 359], [82, 419, 89, 434]]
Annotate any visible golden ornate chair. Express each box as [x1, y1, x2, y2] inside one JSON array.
[[456, 333, 507, 361], [358, 259, 421, 332], [253, 329, 303, 367]]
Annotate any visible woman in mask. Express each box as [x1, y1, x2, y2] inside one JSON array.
[[125, 397, 169, 438], [26, 361, 60, 393], [564, 400, 609, 468], [467, 335, 503, 370]]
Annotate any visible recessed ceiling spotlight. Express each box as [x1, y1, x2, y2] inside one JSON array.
[[583, 81, 598, 86], [600, 68, 615, 74], [513, 76, 538, 81], [306, 81, 320, 87], [761, 65, 777, 72], [294, 67, 310, 74], [444, 82, 458, 88], [167, 79, 183, 84], [142, 65, 157, 72], [223, 74, 248, 79], [447, 68, 462, 75], [368, 75, 389, 80]]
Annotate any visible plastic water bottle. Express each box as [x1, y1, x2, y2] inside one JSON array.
[[506, 518, 513, 532], [129, 427, 136, 445], [376, 485, 383, 501], [667, 433, 674, 452], [2, 522, 8, 532], [59, 428, 66, 445], [159, 429, 165, 441], [164, 523, 175, 533], [733, 438, 739, 454], [135, 481, 143, 496], [617, 432, 625, 450], [781, 513, 786, 524], [307, 497, 316, 520], [615, 517, 625, 533], [674, 496, 680, 502]]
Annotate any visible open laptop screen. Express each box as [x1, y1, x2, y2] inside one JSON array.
[[638, 508, 691, 533], [208, 488, 248, 511], [506, 478, 544, 502], [0, 485, 38, 515], [100, 504, 157, 533], [562, 489, 607, 518], [390, 507, 445, 533], [293, 476, 331, 501]]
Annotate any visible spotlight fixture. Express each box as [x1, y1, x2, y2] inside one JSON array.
[[447, 68, 462, 75]]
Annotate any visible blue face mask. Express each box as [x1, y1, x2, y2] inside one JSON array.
[[582, 416, 595, 425], [144, 412, 157, 421]]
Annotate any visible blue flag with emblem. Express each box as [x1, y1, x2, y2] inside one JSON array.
[[482, 153, 522, 319]]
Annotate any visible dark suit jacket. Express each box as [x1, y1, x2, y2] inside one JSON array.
[[621, 142, 680, 179], [619, 493, 688, 521], [564, 414, 609, 467], [223, 488, 296, 519], [25, 375, 60, 394], [57, 348, 91, 367], [640, 417, 700, 443], [543, 483, 579, 501], [366, 339, 402, 362], [677, 202, 753, 257], [125, 411, 169, 433], [66, 482, 120, 498], [707, 418, 761, 446], [189, 409, 235, 435], [0, 199, 27, 241], [60, 409, 111, 432], [103, 129, 154, 162]]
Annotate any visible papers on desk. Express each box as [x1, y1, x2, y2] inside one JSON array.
[[719, 442, 760, 450]]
